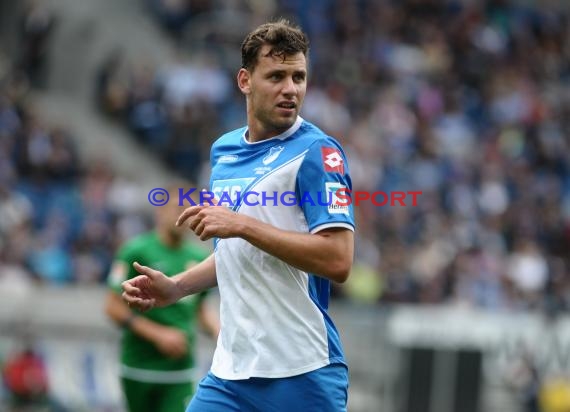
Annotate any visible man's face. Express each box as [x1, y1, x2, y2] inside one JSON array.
[[239, 45, 307, 137], [156, 198, 186, 239]]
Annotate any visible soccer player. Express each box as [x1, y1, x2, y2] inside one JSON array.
[[105, 186, 220, 412], [122, 19, 355, 411]]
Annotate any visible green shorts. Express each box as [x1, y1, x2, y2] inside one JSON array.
[[121, 377, 194, 412]]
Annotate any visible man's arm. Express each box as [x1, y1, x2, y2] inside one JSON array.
[[105, 291, 188, 358], [178, 206, 354, 283], [238, 218, 353, 283], [172, 253, 218, 296], [122, 254, 217, 311]]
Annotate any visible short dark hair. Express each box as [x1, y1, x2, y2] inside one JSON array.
[[241, 19, 309, 71]]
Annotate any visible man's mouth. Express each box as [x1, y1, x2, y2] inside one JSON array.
[[277, 102, 296, 109]]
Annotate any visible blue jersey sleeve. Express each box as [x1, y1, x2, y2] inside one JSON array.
[[295, 137, 355, 233]]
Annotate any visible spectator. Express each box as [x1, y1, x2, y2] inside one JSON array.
[[18, 0, 56, 89], [2, 345, 49, 407], [1, 0, 568, 316]]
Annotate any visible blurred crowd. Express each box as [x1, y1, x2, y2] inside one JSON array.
[[2, 0, 570, 314], [96, 0, 570, 313], [0, 65, 156, 290]]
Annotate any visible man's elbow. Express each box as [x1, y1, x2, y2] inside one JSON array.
[[104, 300, 115, 321], [328, 258, 352, 283], [104, 293, 122, 322], [315, 229, 354, 282]]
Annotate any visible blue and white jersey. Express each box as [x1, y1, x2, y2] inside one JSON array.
[[209, 116, 355, 380]]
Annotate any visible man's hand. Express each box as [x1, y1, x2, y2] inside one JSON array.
[[121, 262, 184, 311], [176, 203, 243, 241], [150, 325, 188, 359]]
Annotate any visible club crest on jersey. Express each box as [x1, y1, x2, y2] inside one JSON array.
[[109, 262, 127, 284], [262, 146, 284, 165], [321, 147, 344, 174]]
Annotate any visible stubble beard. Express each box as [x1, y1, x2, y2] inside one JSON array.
[[256, 105, 297, 135], [168, 227, 183, 244]]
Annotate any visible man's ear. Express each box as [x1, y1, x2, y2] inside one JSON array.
[[237, 68, 251, 95]]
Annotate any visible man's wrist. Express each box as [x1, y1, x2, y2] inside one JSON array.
[[120, 313, 138, 330], [173, 276, 188, 300], [234, 213, 252, 239]]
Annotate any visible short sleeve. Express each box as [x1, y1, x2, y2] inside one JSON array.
[[295, 137, 355, 233], [107, 243, 139, 293]]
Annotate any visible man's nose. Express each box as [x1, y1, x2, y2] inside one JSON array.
[[281, 77, 297, 96]]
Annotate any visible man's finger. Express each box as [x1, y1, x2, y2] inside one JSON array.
[[122, 281, 141, 295], [138, 298, 155, 312], [199, 227, 214, 241], [122, 294, 155, 311], [133, 262, 160, 279], [176, 206, 203, 227], [200, 189, 219, 206], [122, 293, 142, 305], [193, 220, 206, 237], [189, 213, 204, 231]]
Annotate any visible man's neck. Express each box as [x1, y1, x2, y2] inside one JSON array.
[[246, 118, 283, 143], [245, 112, 300, 143], [157, 229, 182, 248]]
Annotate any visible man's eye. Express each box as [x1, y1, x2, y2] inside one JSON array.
[[270, 74, 282, 80], [294, 74, 305, 82]]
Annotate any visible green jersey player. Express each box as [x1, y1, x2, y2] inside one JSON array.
[[105, 186, 219, 412]]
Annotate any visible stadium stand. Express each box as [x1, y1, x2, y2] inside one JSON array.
[[110, 0, 570, 312], [1, 0, 569, 411]]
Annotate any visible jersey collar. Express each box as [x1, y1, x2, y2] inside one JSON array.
[[241, 116, 304, 147]]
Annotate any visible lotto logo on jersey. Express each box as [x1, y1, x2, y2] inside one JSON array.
[[321, 147, 344, 174]]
